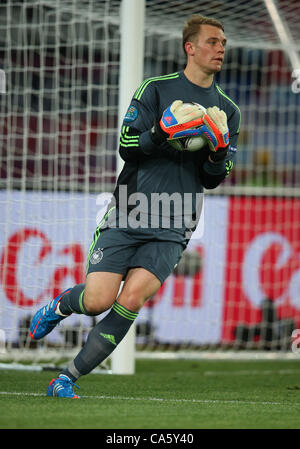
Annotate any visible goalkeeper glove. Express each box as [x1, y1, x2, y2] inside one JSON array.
[[150, 100, 205, 145], [201, 106, 229, 162]]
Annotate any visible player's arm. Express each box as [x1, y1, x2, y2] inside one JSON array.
[[198, 107, 240, 189], [119, 82, 204, 163], [119, 102, 155, 162], [119, 80, 164, 162]]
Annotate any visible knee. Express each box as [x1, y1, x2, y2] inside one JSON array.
[[83, 293, 112, 316], [117, 286, 146, 313]]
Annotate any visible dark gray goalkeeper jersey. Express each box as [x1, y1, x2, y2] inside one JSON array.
[[111, 70, 241, 244]]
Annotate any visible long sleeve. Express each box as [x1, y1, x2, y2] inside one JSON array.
[[118, 80, 163, 162], [119, 121, 161, 162]]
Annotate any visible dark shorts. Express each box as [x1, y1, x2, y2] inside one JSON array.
[[86, 224, 185, 285]]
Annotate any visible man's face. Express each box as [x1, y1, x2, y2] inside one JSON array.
[[189, 25, 227, 74]]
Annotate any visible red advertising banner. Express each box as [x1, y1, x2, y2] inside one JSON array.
[[0, 192, 299, 346], [223, 196, 300, 342]]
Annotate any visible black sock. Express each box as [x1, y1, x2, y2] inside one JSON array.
[[60, 301, 138, 380], [58, 283, 97, 316]]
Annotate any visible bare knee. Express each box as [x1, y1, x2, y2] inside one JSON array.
[[83, 292, 112, 315], [83, 272, 123, 315], [117, 288, 144, 312], [118, 269, 161, 312], [118, 280, 160, 312]]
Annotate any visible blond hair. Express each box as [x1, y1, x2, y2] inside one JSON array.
[[182, 15, 224, 55]]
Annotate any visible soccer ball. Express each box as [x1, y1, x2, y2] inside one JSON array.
[[169, 133, 207, 152], [168, 103, 207, 152]]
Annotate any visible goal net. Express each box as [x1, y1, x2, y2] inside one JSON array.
[[0, 0, 300, 366]]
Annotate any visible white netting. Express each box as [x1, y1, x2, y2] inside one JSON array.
[[0, 0, 299, 362]]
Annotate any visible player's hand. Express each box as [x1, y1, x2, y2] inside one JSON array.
[[201, 106, 229, 161], [150, 100, 205, 145]]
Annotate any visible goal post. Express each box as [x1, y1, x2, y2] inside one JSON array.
[[0, 0, 300, 370], [264, 0, 300, 72], [111, 0, 145, 375]]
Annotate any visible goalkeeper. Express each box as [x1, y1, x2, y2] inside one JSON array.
[[29, 14, 241, 398]]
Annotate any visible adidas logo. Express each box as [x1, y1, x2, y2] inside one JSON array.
[[99, 332, 116, 346]]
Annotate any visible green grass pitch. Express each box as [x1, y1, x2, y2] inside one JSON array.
[[1, 359, 300, 429]]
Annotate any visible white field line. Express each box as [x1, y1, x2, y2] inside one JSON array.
[[203, 369, 300, 376], [0, 390, 299, 407]]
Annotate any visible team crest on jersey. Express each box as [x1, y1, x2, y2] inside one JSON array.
[[90, 248, 104, 264], [124, 105, 138, 122]]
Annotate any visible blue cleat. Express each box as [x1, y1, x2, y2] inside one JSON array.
[[47, 375, 80, 398], [29, 288, 71, 340]]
